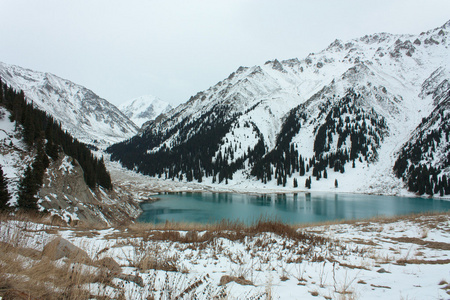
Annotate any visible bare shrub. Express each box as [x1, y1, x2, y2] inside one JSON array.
[[129, 241, 179, 272]]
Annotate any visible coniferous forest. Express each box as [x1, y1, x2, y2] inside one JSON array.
[[108, 103, 266, 183], [251, 90, 388, 186], [0, 165, 10, 210], [108, 90, 392, 190], [0, 78, 112, 211]]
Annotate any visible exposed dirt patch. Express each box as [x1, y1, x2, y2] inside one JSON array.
[[391, 237, 450, 250], [396, 258, 450, 265]]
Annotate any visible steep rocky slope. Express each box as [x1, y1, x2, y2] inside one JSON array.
[[0, 93, 140, 226]]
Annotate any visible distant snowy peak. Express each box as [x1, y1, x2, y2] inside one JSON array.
[[119, 95, 172, 128], [0, 61, 138, 147]]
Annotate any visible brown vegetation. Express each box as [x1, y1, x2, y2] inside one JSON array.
[[0, 211, 449, 299]]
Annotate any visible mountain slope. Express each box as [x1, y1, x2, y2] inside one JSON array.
[[119, 95, 172, 128], [108, 20, 450, 196], [394, 66, 450, 196], [0, 61, 138, 147], [0, 83, 141, 225]]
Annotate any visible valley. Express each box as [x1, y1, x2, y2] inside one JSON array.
[[0, 18, 449, 300]]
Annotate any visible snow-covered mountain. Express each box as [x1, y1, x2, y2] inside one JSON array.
[[108, 20, 450, 196], [0, 61, 138, 147], [119, 95, 172, 128]]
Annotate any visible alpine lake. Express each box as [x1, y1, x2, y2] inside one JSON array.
[[137, 192, 450, 225]]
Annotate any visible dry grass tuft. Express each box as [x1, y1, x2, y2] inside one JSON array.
[[219, 275, 253, 286], [391, 237, 450, 250], [125, 217, 330, 248]]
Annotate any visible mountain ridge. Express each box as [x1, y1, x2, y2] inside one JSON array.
[[108, 19, 450, 196], [0, 61, 138, 147]]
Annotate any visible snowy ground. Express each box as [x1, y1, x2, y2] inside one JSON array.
[[1, 213, 449, 299]]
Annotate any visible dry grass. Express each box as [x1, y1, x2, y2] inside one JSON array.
[[296, 211, 450, 229], [111, 216, 329, 249], [0, 211, 52, 226], [0, 213, 121, 300], [1, 211, 449, 299], [390, 237, 450, 250], [0, 233, 110, 299], [396, 258, 450, 265], [129, 241, 179, 272]]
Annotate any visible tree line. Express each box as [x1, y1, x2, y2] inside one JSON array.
[[251, 90, 387, 187], [108, 89, 390, 190]]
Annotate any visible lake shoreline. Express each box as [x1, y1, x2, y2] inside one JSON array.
[[151, 188, 450, 200], [136, 191, 450, 225]]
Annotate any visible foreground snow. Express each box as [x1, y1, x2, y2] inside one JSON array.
[[1, 213, 449, 299]]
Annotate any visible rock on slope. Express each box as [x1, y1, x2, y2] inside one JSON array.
[[0, 61, 138, 147], [119, 95, 172, 128], [108, 20, 450, 196], [39, 155, 141, 226]]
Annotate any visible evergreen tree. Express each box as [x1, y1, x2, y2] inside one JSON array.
[[0, 165, 11, 210], [305, 177, 311, 189], [17, 166, 39, 211]]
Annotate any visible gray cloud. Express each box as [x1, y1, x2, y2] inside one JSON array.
[[1, 0, 449, 106]]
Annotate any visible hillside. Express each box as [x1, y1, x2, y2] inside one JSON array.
[[0, 82, 141, 225], [108, 20, 450, 196]]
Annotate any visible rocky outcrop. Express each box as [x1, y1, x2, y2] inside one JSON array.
[[42, 237, 91, 262], [39, 155, 141, 226]]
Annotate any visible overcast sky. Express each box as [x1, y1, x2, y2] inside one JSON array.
[[1, 0, 449, 106]]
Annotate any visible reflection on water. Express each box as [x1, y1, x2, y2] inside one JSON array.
[[138, 192, 450, 224]]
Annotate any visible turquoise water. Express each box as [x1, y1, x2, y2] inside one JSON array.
[[137, 192, 450, 224]]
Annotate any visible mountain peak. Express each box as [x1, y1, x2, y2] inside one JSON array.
[[119, 95, 172, 128]]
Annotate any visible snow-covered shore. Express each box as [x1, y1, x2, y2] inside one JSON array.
[[107, 158, 450, 201], [1, 213, 449, 299]]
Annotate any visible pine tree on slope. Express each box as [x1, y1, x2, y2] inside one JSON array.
[[0, 165, 11, 210], [17, 166, 39, 211]]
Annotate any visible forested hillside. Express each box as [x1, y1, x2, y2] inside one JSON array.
[[393, 71, 450, 196], [107, 20, 450, 197], [0, 78, 111, 211]]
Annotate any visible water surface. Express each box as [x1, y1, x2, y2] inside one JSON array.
[[137, 192, 450, 224]]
